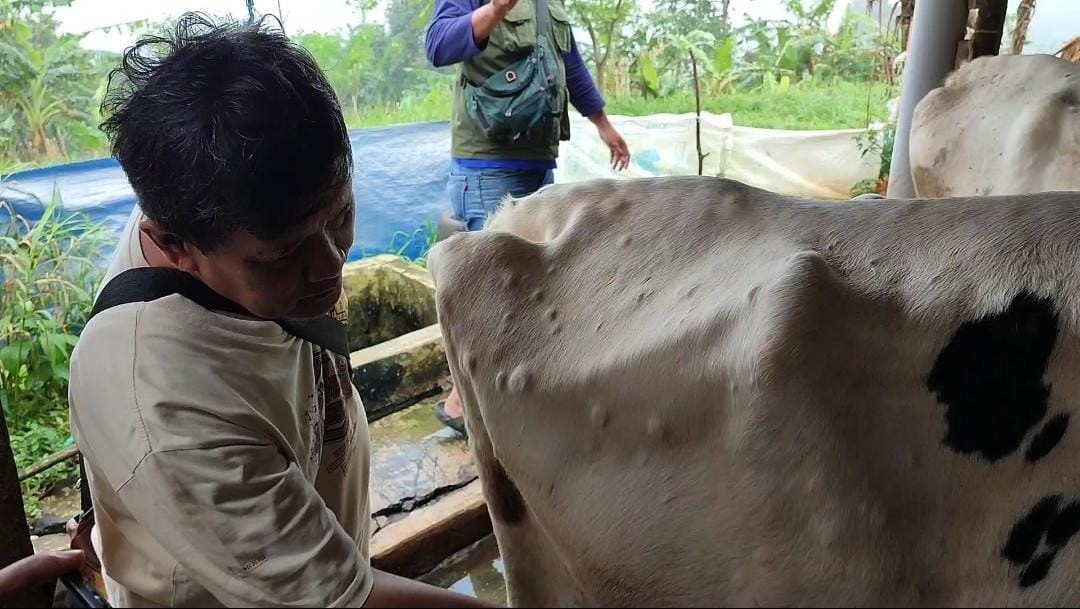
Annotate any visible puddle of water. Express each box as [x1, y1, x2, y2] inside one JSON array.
[[368, 394, 451, 442], [421, 535, 507, 604], [366, 392, 477, 515]]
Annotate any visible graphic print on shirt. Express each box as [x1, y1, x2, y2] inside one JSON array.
[[303, 397, 323, 466], [311, 291, 358, 476]]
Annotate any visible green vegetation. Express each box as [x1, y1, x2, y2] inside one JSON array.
[[1, 190, 109, 518], [0, 0, 117, 172], [2, 0, 903, 171], [384, 218, 439, 268], [609, 80, 893, 130], [330, 0, 900, 131], [341, 78, 894, 132], [852, 121, 896, 196]]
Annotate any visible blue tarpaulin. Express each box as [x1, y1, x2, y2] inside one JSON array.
[[1, 121, 454, 263]]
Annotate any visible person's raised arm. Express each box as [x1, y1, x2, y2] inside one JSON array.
[[425, 0, 519, 67]]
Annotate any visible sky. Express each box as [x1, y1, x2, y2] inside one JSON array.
[[1013, 0, 1079, 54], [53, 0, 365, 50], [52, 0, 846, 53], [51, 0, 1076, 55]]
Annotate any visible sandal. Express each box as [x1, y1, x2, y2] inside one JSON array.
[[434, 400, 467, 437]]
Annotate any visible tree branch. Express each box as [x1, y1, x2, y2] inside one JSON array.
[[586, 21, 600, 57], [691, 49, 708, 176], [17, 446, 79, 482], [600, 0, 625, 65]]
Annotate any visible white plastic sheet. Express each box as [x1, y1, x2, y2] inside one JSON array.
[[555, 112, 881, 200]]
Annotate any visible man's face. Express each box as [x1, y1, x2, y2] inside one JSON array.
[[177, 184, 355, 319]]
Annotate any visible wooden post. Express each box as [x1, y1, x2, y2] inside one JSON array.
[[0, 412, 49, 608], [899, 0, 915, 52], [969, 0, 1009, 60]]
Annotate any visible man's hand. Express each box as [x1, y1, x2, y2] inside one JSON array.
[[472, 0, 518, 44], [599, 123, 630, 171], [0, 550, 86, 603], [588, 111, 630, 171], [491, 0, 519, 17]]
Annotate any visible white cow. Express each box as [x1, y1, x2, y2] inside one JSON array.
[[910, 53, 1080, 198], [429, 176, 1080, 607]]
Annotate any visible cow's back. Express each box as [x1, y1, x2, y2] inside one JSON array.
[[428, 177, 1080, 607], [911, 53, 1080, 198]]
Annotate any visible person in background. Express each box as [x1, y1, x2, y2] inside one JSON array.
[[424, 0, 631, 435]]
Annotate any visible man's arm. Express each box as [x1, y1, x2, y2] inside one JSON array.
[[0, 550, 85, 604], [119, 441, 373, 606], [366, 570, 495, 608], [564, 34, 605, 119], [424, 0, 519, 68], [101, 421, 486, 608]]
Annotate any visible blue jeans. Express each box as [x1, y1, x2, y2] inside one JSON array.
[[446, 161, 555, 232]]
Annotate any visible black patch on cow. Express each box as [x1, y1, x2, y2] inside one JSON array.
[[1019, 552, 1057, 588], [1004, 495, 1062, 564], [487, 459, 527, 525], [1003, 495, 1080, 588], [1025, 413, 1070, 463], [1046, 501, 1080, 546], [927, 292, 1059, 462]]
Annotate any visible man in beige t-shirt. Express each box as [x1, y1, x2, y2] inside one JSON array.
[[69, 13, 489, 609]]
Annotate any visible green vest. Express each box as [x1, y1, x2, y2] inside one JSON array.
[[452, 0, 573, 161]]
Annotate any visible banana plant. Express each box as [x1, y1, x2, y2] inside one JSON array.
[[0, 6, 101, 162]]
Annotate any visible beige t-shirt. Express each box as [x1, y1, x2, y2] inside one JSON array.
[[69, 209, 373, 607]]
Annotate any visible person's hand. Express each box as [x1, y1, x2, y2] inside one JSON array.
[[598, 123, 630, 171], [0, 550, 85, 602], [491, 0, 518, 17], [473, 0, 518, 44]]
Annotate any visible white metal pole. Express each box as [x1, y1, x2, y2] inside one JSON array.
[[887, 0, 969, 199]]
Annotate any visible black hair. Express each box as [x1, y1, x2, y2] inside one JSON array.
[[100, 12, 352, 252]]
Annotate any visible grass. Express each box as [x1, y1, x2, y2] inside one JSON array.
[[361, 218, 439, 270], [342, 82, 455, 128], [342, 79, 895, 131], [606, 80, 895, 130]]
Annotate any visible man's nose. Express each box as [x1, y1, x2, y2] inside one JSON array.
[[307, 232, 345, 282]]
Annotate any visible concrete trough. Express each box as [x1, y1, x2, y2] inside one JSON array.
[[343, 255, 450, 421]]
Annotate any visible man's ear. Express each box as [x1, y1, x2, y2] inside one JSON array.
[[139, 219, 201, 274]]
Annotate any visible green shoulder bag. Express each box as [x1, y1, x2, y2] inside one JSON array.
[[464, 0, 561, 143]]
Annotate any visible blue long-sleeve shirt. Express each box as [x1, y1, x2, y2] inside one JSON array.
[[424, 0, 606, 169]]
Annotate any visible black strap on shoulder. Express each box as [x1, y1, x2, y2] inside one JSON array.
[[89, 267, 350, 356], [89, 266, 247, 320], [536, 0, 549, 43], [79, 267, 352, 514]]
